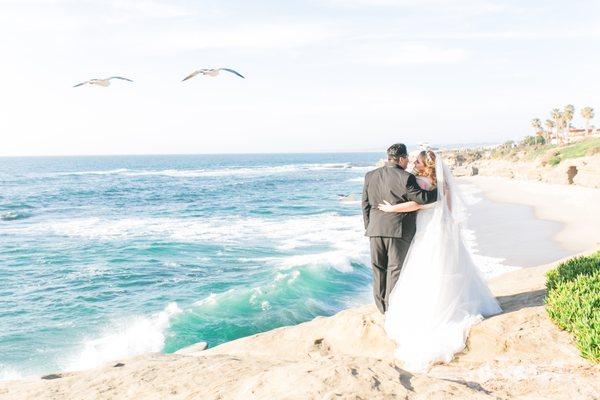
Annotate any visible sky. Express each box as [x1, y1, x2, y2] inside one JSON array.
[[0, 0, 599, 156]]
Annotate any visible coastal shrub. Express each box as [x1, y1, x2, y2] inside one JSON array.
[[509, 136, 600, 165], [585, 145, 600, 156], [491, 141, 516, 158], [559, 137, 600, 159], [547, 155, 561, 166], [545, 252, 600, 362], [546, 252, 600, 292], [546, 272, 600, 362], [540, 149, 560, 166], [522, 135, 545, 146], [528, 144, 553, 163]]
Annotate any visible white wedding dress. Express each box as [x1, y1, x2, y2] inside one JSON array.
[[384, 156, 501, 372]]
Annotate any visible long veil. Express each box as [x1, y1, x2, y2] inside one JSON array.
[[435, 153, 468, 226], [384, 153, 501, 372]]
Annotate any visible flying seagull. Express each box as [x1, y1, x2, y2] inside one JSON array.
[[73, 77, 134, 88], [182, 68, 245, 82]]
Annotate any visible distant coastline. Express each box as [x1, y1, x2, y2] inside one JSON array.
[[444, 136, 600, 188], [0, 142, 498, 158]]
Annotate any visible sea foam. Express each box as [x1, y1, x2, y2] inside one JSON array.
[[40, 163, 375, 179], [0, 211, 31, 221], [0, 367, 23, 382], [64, 302, 182, 372], [458, 182, 520, 278], [3, 194, 512, 281]]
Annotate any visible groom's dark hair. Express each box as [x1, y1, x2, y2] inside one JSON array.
[[387, 143, 408, 163]]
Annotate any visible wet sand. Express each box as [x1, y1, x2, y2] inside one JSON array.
[[461, 181, 571, 267], [462, 176, 600, 255]]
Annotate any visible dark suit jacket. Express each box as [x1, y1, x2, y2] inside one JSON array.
[[362, 162, 438, 238]]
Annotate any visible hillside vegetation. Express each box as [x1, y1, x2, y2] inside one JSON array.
[[490, 137, 600, 165]]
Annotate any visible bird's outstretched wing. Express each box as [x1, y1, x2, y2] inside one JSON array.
[[73, 81, 89, 87], [182, 70, 200, 82], [220, 68, 245, 78], [109, 76, 133, 82]]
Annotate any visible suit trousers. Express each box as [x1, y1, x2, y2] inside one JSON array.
[[369, 236, 413, 314]]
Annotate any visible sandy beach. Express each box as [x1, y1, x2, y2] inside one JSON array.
[[463, 176, 600, 253], [1, 177, 599, 399]]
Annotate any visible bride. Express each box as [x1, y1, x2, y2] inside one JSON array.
[[377, 150, 501, 372]]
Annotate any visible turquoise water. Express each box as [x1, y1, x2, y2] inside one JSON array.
[[0, 153, 566, 380], [0, 153, 378, 378]]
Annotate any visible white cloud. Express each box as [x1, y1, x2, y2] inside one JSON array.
[[320, 0, 517, 14], [414, 25, 600, 40], [0, 0, 197, 34], [0, 0, 196, 20], [144, 23, 344, 53], [382, 43, 468, 65], [348, 41, 468, 65], [103, 0, 197, 20]]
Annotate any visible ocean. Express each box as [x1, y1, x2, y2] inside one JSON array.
[[0, 153, 564, 380]]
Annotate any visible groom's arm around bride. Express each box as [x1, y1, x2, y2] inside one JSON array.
[[361, 143, 437, 314], [361, 146, 437, 238]]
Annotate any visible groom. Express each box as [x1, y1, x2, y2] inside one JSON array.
[[362, 143, 438, 314]]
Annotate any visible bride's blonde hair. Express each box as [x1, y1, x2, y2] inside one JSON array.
[[416, 150, 437, 186]]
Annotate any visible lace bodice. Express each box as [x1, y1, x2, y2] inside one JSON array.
[[415, 176, 436, 210], [416, 175, 434, 190]]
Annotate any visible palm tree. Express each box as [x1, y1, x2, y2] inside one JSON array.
[[563, 104, 575, 142], [531, 118, 543, 143], [551, 108, 563, 143], [544, 119, 555, 142], [581, 106, 595, 135]]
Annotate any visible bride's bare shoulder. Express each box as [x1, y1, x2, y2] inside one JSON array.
[[415, 175, 433, 190]]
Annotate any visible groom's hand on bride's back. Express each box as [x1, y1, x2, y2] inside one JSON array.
[[405, 174, 437, 205]]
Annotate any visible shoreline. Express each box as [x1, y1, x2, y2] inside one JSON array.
[[462, 176, 600, 253], [459, 177, 572, 268], [2, 176, 599, 398]]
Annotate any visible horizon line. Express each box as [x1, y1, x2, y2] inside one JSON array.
[[0, 142, 498, 158]]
